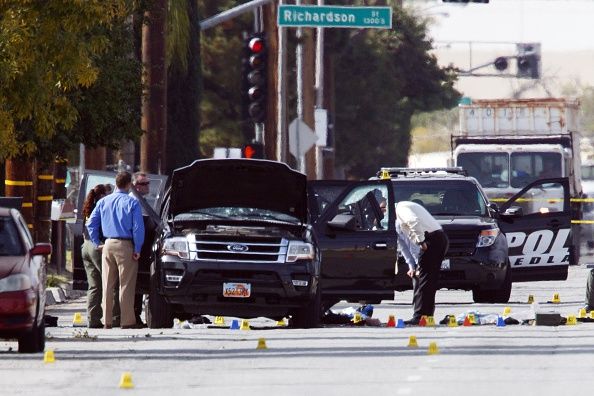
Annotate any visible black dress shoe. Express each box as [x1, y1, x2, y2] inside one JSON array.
[[88, 322, 104, 329], [404, 318, 421, 325]]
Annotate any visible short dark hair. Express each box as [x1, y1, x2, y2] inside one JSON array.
[[132, 171, 147, 184], [115, 172, 132, 189]]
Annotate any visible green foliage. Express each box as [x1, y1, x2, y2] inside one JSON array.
[[327, 2, 460, 179], [65, 17, 143, 155], [46, 274, 69, 288], [0, 0, 131, 160], [198, 0, 251, 157], [410, 108, 458, 154], [166, 0, 201, 173]]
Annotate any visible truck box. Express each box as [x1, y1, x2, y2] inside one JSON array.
[[458, 98, 580, 136]]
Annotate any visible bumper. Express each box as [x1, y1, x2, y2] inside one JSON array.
[[0, 290, 36, 335], [439, 258, 507, 290], [157, 257, 319, 318]]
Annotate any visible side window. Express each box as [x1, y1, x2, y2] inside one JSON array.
[[506, 181, 565, 216], [338, 185, 389, 231], [16, 214, 33, 249]]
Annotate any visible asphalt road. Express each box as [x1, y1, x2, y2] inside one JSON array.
[[2, 265, 594, 396]]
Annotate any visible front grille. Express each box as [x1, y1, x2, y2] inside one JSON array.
[[444, 230, 478, 257], [188, 234, 288, 263]]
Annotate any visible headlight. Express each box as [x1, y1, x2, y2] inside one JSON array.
[[476, 227, 500, 248], [162, 237, 189, 259], [286, 241, 315, 263], [0, 274, 32, 293]]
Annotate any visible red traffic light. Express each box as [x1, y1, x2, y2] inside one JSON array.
[[248, 37, 264, 54], [242, 143, 265, 159]]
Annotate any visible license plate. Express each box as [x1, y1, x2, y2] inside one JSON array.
[[440, 259, 450, 271], [223, 282, 251, 298]]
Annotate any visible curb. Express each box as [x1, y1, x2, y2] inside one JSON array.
[[45, 282, 86, 306]]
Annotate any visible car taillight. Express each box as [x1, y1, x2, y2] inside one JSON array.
[[0, 274, 32, 292]]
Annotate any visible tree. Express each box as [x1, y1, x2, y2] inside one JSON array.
[[0, 0, 131, 159], [198, 0, 251, 157], [166, 0, 201, 173], [326, 2, 460, 179]]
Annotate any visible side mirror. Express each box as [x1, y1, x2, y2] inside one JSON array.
[[30, 243, 52, 256], [327, 214, 357, 231], [503, 206, 523, 217], [488, 203, 499, 213]]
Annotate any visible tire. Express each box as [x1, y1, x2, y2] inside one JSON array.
[[290, 286, 321, 329], [18, 319, 45, 353], [146, 263, 173, 329], [472, 265, 512, 304]]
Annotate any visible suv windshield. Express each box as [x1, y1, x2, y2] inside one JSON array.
[[0, 217, 24, 256], [457, 152, 509, 188], [175, 207, 301, 224], [392, 180, 487, 216], [510, 152, 562, 188]]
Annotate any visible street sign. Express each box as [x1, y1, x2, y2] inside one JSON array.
[[278, 5, 392, 29], [289, 118, 317, 157]]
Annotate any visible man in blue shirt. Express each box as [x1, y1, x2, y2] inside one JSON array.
[[87, 172, 144, 329]]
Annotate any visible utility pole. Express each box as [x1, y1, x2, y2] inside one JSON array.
[[264, 1, 282, 161], [140, 0, 168, 174], [302, 0, 317, 179]]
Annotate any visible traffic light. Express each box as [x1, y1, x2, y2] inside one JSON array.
[[442, 0, 489, 3], [242, 143, 265, 159], [516, 43, 541, 79], [242, 33, 267, 123]]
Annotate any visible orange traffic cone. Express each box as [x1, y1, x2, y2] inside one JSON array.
[[387, 315, 396, 327], [463, 316, 472, 326], [419, 316, 427, 327]]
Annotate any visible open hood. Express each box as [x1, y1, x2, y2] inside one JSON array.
[[169, 159, 308, 224]]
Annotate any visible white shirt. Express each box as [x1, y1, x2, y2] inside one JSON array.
[[395, 201, 441, 245]]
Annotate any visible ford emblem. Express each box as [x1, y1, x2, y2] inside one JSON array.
[[227, 243, 249, 252]]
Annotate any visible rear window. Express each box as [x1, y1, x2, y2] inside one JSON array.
[[392, 180, 487, 216], [0, 217, 24, 256]]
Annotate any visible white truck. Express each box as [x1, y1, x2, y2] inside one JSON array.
[[451, 98, 583, 268]]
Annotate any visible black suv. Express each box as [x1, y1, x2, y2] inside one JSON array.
[[145, 159, 321, 328], [386, 168, 573, 302]]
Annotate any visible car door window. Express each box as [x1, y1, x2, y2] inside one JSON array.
[[0, 217, 24, 256], [505, 181, 566, 215], [337, 185, 389, 231]]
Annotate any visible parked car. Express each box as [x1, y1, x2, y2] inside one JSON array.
[[0, 207, 51, 353], [389, 168, 572, 302], [143, 159, 321, 328]]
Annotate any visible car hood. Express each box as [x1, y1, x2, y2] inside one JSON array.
[[169, 159, 308, 224], [0, 256, 26, 278]]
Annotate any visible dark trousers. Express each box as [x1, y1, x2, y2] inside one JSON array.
[[412, 230, 449, 319]]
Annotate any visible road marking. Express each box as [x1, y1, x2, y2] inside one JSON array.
[[406, 375, 422, 382]]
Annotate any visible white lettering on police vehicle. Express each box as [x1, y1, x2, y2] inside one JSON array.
[[506, 228, 570, 267]]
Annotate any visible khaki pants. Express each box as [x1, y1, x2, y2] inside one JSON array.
[[102, 239, 138, 327]]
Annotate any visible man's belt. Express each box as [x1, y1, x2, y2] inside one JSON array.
[[106, 237, 133, 241]]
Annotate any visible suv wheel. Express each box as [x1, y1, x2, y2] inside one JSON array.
[[290, 286, 321, 329], [146, 263, 173, 329], [472, 264, 512, 304]]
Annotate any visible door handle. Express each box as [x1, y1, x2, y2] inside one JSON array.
[[372, 242, 388, 250]]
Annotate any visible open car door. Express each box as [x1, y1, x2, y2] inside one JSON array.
[[498, 177, 572, 282], [310, 180, 398, 307], [72, 171, 168, 291]]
